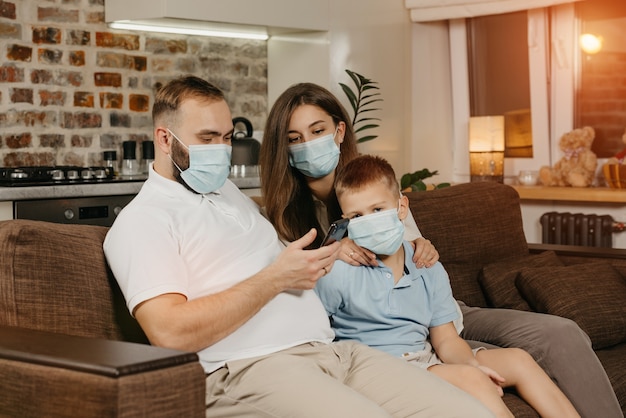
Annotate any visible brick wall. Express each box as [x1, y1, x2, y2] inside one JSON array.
[[0, 0, 267, 167]]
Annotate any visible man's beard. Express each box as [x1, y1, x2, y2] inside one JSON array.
[[170, 136, 197, 193]]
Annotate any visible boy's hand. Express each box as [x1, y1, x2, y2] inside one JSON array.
[[476, 365, 506, 397]]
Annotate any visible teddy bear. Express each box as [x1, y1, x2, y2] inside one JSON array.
[[539, 126, 597, 187]]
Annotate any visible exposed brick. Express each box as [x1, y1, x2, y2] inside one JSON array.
[[62, 112, 102, 129], [32, 27, 62, 44], [39, 90, 66, 106], [176, 57, 196, 73], [0, 22, 20, 38], [38, 48, 63, 64], [0, 1, 16, 19], [74, 91, 94, 107], [0, 110, 57, 127], [100, 92, 123, 109], [38, 7, 79, 23], [96, 52, 147, 71], [129, 94, 149, 112], [94, 72, 121, 87], [62, 151, 85, 166], [69, 50, 84, 66], [151, 57, 173, 72], [88, 0, 104, 6], [31, 69, 82, 86], [10, 88, 33, 104], [6, 133, 32, 148], [61, 0, 80, 5], [129, 133, 150, 143], [145, 38, 187, 54], [7, 44, 32, 61], [110, 112, 130, 127], [85, 12, 104, 24], [0, 64, 24, 82], [67, 30, 90, 46], [30, 69, 53, 84], [40, 134, 65, 148], [70, 134, 92, 147], [128, 77, 138, 88], [96, 32, 139, 50], [4, 152, 55, 167], [99, 133, 121, 148]]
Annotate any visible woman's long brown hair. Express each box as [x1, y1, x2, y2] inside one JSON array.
[[260, 83, 359, 247]]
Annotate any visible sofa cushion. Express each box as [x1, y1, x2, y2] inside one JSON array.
[[0, 220, 147, 344], [479, 251, 563, 311], [516, 262, 626, 350], [407, 183, 528, 307]]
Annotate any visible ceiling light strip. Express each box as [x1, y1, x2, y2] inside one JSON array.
[[109, 21, 269, 40]]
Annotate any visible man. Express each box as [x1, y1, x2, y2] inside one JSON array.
[[103, 75, 493, 417]]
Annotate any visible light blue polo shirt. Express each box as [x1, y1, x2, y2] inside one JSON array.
[[314, 241, 459, 357]]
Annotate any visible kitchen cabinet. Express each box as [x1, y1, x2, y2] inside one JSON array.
[[0, 202, 11, 221], [105, 0, 330, 33]]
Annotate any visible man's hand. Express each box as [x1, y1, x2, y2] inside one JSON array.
[[269, 228, 341, 291]]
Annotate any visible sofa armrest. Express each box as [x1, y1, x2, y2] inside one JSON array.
[[0, 325, 206, 417], [528, 243, 626, 260]]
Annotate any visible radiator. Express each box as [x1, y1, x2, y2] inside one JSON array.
[[540, 212, 625, 248]]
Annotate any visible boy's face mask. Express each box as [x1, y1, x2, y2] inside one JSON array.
[[347, 206, 405, 256]]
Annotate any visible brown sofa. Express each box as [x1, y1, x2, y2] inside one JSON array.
[[0, 220, 205, 417], [1, 181, 625, 417], [407, 182, 626, 417]]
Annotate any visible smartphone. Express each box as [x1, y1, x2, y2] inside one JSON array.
[[320, 218, 349, 247]]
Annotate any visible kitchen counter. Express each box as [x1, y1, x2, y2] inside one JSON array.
[[0, 176, 261, 202]]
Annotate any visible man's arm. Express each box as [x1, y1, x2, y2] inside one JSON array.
[[135, 229, 340, 353]]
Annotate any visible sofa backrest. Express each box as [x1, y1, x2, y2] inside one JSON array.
[[0, 220, 148, 344], [406, 182, 528, 307]]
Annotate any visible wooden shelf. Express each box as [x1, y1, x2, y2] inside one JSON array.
[[512, 185, 626, 203]]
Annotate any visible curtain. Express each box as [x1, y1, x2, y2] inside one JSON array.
[[405, 0, 584, 22]]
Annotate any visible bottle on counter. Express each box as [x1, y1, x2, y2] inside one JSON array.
[[121, 140, 140, 177], [103, 150, 119, 178], [141, 140, 154, 174]]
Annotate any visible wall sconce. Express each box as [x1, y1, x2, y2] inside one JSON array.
[[469, 115, 505, 183], [579, 33, 603, 55]]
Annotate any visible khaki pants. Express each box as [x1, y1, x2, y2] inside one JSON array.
[[205, 340, 493, 417]]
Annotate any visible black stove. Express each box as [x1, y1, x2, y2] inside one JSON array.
[[0, 166, 120, 187]]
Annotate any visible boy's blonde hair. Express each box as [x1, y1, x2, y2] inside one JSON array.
[[335, 155, 401, 199]]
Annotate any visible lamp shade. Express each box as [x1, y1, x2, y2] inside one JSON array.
[[469, 116, 505, 182]]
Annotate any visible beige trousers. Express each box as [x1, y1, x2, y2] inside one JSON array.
[[205, 340, 494, 417]]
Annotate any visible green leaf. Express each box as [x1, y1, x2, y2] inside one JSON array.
[[401, 173, 412, 189], [356, 135, 378, 143], [340, 69, 382, 143]]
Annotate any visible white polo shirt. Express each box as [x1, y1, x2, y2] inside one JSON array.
[[103, 165, 334, 373]]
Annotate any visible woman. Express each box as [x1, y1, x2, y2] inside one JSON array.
[[260, 82, 438, 267], [259, 82, 622, 418]]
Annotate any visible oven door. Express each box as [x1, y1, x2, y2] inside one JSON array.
[[14, 195, 135, 227]]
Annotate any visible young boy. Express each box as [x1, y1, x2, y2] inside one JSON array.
[[315, 155, 580, 418]]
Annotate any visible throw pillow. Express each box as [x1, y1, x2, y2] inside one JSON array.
[[515, 262, 626, 350], [479, 251, 563, 311]]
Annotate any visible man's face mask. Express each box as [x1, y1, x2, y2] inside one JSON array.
[[288, 128, 340, 178], [168, 129, 232, 194], [347, 206, 405, 256]]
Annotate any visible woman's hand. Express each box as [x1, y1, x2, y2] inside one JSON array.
[[338, 237, 378, 267], [411, 237, 439, 268]]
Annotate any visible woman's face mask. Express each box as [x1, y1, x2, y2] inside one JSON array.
[[347, 206, 405, 256], [168, 129, 232, 194], [288, 128, 340, 178]]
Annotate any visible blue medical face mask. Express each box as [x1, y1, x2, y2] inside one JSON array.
[[288, 128, 340, 178], [168, 129, 232, 194], [347, 207, 405, 256]]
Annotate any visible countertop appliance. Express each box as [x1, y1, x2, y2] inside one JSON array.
[[1, 165, 144, 227], [231, 117, 261, 178]]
